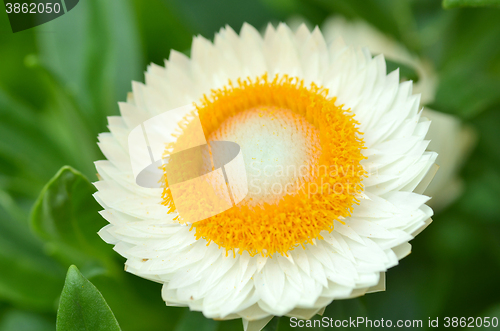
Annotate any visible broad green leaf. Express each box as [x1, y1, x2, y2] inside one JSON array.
[[56, 265, 121, 331], [0, 309, 55, 331], [30, 166, 114, 272], [443, 0, 500, 8]]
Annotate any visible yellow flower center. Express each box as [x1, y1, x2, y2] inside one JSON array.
[[162, 74, 366, 256]]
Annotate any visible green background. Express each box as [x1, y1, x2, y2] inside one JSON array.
[[0, 0, 499, 330]]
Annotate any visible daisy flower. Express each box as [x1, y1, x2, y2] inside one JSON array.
[[94, 22, 436, 330]]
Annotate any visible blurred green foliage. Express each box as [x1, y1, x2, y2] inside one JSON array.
[[0, 0, 499, 330], [443, 0, 500, 9]]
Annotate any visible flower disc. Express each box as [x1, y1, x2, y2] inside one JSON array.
[[163, 74, 367, 256]]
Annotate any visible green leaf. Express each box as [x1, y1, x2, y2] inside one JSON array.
[[0, 88, 70, 197], [30, 166, 115, 273], [431, 9, 500, 119], [29, 166, 184, 331], [0, 251, 63, 312], [0, 241, 64, 311], [56, 265, 121, 331], [443, 0, 500, 9], [0, 14, 48, 110], [29, 0, 144, 181], [0, 190, 65, 311], [36, 0, 143, 129]]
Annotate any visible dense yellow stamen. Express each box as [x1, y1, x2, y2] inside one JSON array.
[[161, 74, 366, 256]]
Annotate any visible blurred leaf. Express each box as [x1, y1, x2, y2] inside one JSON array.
[[0, 309, 55, 331], [132, 0, 193, 65], [174, 311, 219, 331], [443, 0, 500, 8], [431, 9, 500, 118], [459, 108, 500, 221], [434, 71, 500, 119], [167, 0, 278, 39], [28, 0, 144, 180], [36, 0, 143, 130], [0, 14, 48, 110], [0, 233, 64, 311], [386, 60, 419, 83], [305, 0, 404, 47], [0, 190, 65, 311], [468, 107, 500, 166], [30, 166, 115, 273], [30, 61, 102, 180], [258, 0, 329, 26], [461, 165, 500, 221], [0, 88, 69, 197], [56, 265, 121, 331], [29, 166, 185, 331], [425, 203, 500, 318]]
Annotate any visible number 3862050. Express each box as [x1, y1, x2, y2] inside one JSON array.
[[5, 2, 62, 14]]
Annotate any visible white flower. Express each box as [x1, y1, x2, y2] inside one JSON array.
[[318, 16, 475, 212], [94, 23, 436, 331]]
